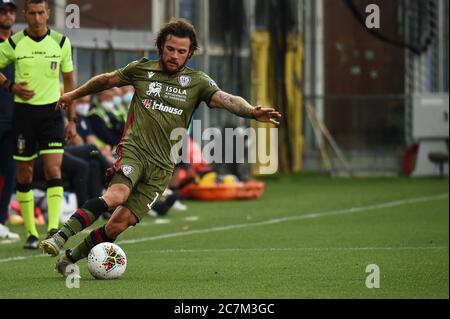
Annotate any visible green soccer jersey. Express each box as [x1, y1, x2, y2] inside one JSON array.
[[0, 29, 73, 105], [117, 58, 220, 172]]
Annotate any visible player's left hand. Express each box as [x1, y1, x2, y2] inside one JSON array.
[[253, 106, 282, 126]]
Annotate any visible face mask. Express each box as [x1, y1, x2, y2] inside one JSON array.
[[113, 95, 122, 107], [76, 103, 90, 116], [123, 92, 133, 105], [101, 101, 115, 113]]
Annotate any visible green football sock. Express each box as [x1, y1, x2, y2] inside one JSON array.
[[17, 190, 38, 238], [58, 197, 109, 241], [59, 208, 96, 240], [47, 186, 63, 231], [71, 226, 115, 262]]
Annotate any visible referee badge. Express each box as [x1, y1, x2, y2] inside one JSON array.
[[50, 61, 58, 70]]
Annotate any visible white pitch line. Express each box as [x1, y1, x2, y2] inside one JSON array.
[[0, 254, 47, 264], [1, 245, 447, 264], [132, 246, 449, 254], [0, 193, 447, 264], [118, 193, 449, 245]]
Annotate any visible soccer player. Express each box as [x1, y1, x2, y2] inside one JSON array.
[[40, 18, 281, 276], [0, 0, 76, 249]]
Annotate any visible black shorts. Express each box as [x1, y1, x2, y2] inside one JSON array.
[[12, 102, 65, 161]]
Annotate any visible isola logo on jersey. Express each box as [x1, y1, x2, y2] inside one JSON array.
[[165, 86, 188, 102], [147, 81, 188, 103]]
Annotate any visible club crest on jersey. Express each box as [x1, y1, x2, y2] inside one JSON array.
[[121, 165, 133, 176], [178, 75, 192, 87]]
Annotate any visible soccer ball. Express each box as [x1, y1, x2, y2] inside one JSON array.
[[87, 243, 127, 279]]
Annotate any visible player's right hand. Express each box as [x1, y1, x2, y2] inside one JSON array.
[[11, 82, 35, 101], [56, 93, 73, 110]]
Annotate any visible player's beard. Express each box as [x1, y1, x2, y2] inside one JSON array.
[[160, 58, 188, 75]]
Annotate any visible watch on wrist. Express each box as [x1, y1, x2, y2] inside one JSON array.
[[2, 79, 12, 92]]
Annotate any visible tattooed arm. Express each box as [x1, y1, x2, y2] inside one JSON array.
[[56, 71, 121, 110], [210, 90, 282, 125], [210, 91, 255, 119]]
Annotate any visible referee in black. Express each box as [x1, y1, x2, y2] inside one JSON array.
[[0, 0, 77, 249]]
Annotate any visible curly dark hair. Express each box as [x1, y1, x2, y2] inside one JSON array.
[[156, 18, 199, 57]]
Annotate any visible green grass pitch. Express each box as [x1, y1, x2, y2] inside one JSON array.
[[0, 174, 448, 299]]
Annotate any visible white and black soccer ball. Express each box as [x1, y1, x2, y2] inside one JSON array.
[[87, 243, 127, 279]]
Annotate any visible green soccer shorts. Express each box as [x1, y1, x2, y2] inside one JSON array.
[[108, 149, 173, 222]]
